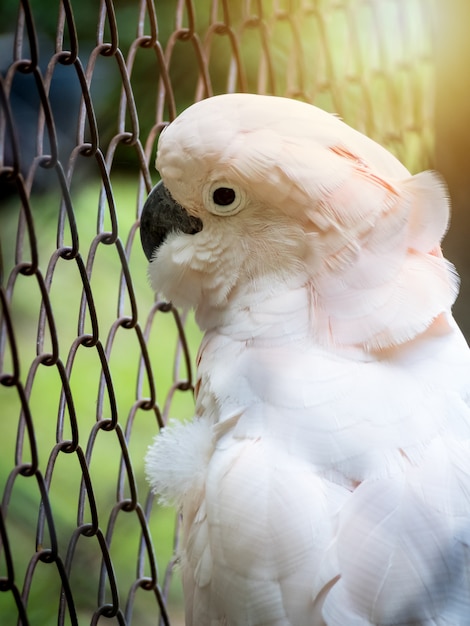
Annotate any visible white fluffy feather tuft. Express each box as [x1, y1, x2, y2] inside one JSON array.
[[145, 419, 215, 506]]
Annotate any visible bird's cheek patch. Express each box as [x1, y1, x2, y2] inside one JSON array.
[[203, 181, 247, 216]]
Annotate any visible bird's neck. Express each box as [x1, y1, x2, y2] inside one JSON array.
[[194, 273, 457, 359], [194, 277, 315, 346]]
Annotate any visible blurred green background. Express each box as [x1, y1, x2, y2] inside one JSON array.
[[0, 176, 202, 624]]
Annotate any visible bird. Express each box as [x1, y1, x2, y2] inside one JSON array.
[[140, 93, 470, 625]]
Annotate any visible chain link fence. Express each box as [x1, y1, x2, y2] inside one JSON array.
[[0, 1, 440, 624]]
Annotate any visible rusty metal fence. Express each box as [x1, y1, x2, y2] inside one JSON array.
[[0, 1, 437, 624]]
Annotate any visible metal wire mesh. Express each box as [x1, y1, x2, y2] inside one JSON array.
[[0, 1, 437, 624]]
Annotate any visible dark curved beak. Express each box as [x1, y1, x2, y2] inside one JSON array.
[[140, 180, 203, 260]]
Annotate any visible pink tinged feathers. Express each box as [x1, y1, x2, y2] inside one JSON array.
[[142, 94, 470, 625]]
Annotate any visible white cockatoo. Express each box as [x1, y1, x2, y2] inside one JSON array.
[[140, 93, 470, 626]]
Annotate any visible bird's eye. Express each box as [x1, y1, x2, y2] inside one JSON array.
[[204, 181, 246, 216], [213, 187, 236, 206]]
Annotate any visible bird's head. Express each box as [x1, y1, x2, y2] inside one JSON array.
[[141, 94, 458, 348]]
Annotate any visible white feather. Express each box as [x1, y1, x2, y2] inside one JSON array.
[[145, 418, 214, 507], [145, 94, 470, 625]]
